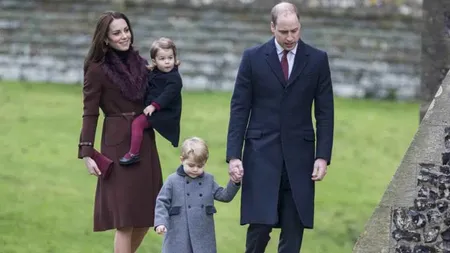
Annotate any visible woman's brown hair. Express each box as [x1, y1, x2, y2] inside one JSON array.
[[84, 11, 134, 72], [147, 37, 181, 70]]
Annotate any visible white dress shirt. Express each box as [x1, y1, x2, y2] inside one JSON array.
[[274, 39, 298, 79]]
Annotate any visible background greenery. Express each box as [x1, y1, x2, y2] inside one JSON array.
[[0, 81, 419, 252]]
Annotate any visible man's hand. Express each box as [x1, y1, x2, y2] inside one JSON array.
[[312, 158, 327, 181], [228, 159, 244, 182], [143, 105, 156, 116], [230, 175, 242, 184], [155, 225, 167, 235]]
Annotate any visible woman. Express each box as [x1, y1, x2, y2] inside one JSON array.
[[77, 11, 162, 253]]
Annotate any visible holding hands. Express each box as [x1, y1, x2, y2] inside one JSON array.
[[229, 159, 244, 183]]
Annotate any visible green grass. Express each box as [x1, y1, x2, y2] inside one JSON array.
[[0, 81, 419, 253]]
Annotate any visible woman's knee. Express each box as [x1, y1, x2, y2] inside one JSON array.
[[116, 227, 134, 234], [133, 227, 149, 234]]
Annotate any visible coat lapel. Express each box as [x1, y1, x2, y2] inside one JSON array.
[[265, 38, 286, 87], [287, 40, 309, 87]]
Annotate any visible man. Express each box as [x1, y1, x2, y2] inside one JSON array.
[[226, 2, 334, 252]]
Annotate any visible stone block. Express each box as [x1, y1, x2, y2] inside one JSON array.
[[421, 74, 450, 126], [379, 162, 418, 208], [353, 206, 391, 253], [401, 125, 446, 165]]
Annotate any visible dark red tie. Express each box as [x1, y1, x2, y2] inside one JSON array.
[[281, 50, 289, 80]]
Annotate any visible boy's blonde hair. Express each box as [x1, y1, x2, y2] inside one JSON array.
[[147, 37, 181, 70], [180, 137, 209, 165]]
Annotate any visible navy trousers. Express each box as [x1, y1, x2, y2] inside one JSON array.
[[245, 163, 305, 253]]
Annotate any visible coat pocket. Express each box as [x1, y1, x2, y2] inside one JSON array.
[[168, 206, 181, 216], [103, 117, 128, 146], [205, 205, 217, 215], [245, 129, 262, 139], [303, 132, 315, 142]]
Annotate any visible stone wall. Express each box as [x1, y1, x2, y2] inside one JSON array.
[[0, 0, 422, 99], [392, 146, 450, 252], [353, 70, 450, 253]]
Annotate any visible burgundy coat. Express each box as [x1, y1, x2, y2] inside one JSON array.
[[78, 61, 163, 231]]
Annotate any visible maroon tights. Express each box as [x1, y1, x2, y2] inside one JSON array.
[[123, 114, 150, 159]]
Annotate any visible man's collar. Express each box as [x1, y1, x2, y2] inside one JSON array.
[[274, 38, 298, 55]]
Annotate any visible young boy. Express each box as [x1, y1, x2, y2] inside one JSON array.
[[154, 137, 242, 253]]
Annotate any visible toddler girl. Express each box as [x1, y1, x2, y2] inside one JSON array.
[[120, 37, 182, 165]]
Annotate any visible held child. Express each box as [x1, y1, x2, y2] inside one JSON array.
[[120, 37, 183, 165], [154, 137, 242, 253]]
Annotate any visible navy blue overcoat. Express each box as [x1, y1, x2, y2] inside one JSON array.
[[226, 38, 334, 229]]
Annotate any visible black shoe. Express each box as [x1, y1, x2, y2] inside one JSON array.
[[119, 153, 140, 166]]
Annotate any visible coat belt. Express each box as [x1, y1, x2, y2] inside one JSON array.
[[105, 112, 138, 117]]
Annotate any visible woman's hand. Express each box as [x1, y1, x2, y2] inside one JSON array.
[[83, 157, 101, 177]]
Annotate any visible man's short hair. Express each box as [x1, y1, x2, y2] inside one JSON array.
[[271, 1, 299, 25]]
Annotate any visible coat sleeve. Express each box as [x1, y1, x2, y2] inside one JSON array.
[[78, 66, 101, 158], [212, 177, 240, 203], [154, 177, 173, 229], [144, 84, 152, 107], [314, 52, 334, 165], [226, 49, 252, 162], [152, 73, 182, 110]]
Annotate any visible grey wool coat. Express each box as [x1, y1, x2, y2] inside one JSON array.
[[154, 165, 241, 253]]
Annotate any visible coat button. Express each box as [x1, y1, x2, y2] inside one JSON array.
[[187, 193, 190, 196], [188, 205, 191, 208], [201, 204, 204, 208], [186, 181, 189, 184], [199, 193, 203, 197], [199, 182, 202, 185]]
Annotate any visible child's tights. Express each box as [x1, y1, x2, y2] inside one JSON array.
[[124, 114, 150, 158]]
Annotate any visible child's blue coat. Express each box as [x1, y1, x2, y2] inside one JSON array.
[[154, 165, 241, 253]]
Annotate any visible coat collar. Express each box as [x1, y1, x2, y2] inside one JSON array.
[[274, 38, 298, 57], [176, 165, 205, 178], [264, 37, 309, 88], [148, 65, 179, 83]]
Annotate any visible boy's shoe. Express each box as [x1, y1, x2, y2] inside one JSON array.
[[119, 153, 140, 166]]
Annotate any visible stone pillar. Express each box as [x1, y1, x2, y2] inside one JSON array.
[[353, 70, 450, 253], [420, 0, 450, 121]]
